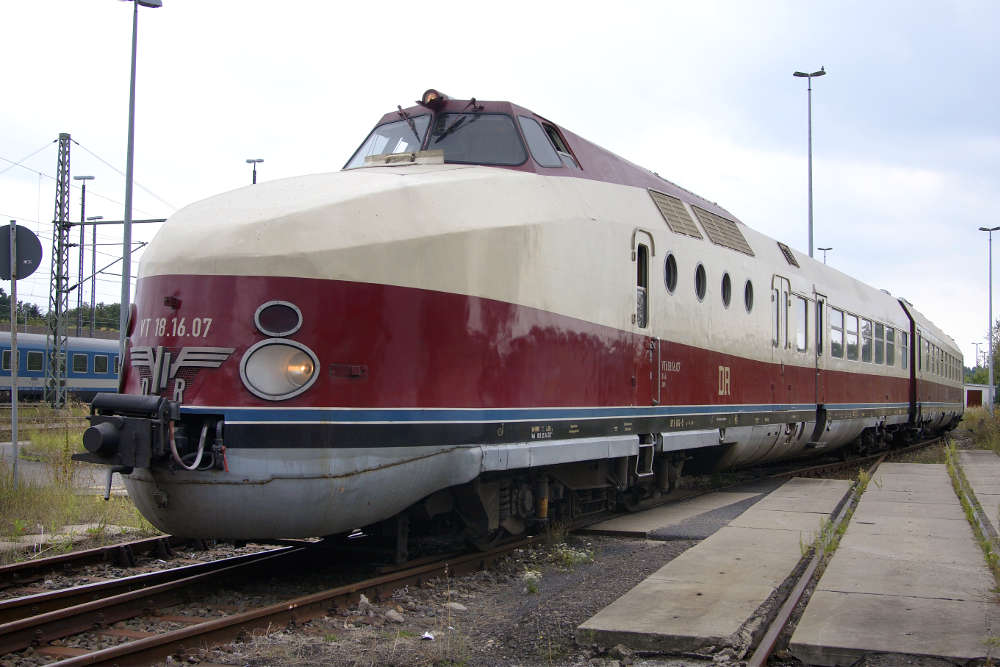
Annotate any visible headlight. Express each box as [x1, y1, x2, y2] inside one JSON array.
[[240, 340, 319, 400]]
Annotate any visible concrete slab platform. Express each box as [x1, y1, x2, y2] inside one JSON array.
[[790, 463, 998, 666], [958, 450, 1000, 537], [847, 498, 965, 520], [729, 508, 831, 532], [817, 551, 994, 600], [837, 529, 984, 565], [582, 491, 762, 537], [791, 591, 1000, 665], [577, 477, 851, 654]]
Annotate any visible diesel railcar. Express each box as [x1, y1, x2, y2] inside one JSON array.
[[76, 90, 963, 551]]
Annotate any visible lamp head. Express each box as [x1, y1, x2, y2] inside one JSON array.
[[136, 0, 163, 7], [73, 175, 95, 181]]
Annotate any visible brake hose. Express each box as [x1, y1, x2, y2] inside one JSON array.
[[169, 421, 207, 471]]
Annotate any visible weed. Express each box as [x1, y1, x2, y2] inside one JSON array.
[[545, 521, 569, 545], [551, 542, 594, 568], [323, 633, 338, 643], [522, 568, 542, 594]]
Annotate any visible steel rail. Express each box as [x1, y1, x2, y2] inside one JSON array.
[[0, 535, 183, 589], [49, 537, 536, 666], [746, 452, 889, 666], [0, 545, 296, 625], [0, 546, 306, 654]]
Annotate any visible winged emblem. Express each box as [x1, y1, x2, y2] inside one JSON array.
[[130, 345, 235, 397]]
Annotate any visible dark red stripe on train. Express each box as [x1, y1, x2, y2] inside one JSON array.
[[126, 274, 921, 409]]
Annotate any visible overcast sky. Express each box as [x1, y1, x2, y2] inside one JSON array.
[[2, 0, 997, 367]]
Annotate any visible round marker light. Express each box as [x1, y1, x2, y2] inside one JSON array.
[[240, 340, 318, 401], [254, 301, 302, 337]]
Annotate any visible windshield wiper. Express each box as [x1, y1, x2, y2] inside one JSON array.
[[397, 105, 420, 143], [433, 113, 482, 144]]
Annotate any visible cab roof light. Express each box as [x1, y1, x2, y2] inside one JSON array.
[[420, 89, 449, 108]]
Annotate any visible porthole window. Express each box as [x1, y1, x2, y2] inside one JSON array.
[[744, 280, 754, 313], [664, 254, 678, 294], [255, 301, 303, 337], [721, 273, 732, 308], [695, 264, 707, 301]]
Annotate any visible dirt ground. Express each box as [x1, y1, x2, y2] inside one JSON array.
[[195, 535, 699, 667]]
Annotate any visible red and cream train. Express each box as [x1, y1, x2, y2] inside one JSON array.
[[78, 89, 963, 547]]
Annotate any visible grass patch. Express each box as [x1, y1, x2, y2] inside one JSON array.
[[0, 460, 157, 561], [0, 401, 158, 562], [957, 408, 1000, 453]]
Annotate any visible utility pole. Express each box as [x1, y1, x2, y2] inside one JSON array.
[[73, 175, 94, 337], [46, 133, 71, 408], [88, 215, 102, 337]]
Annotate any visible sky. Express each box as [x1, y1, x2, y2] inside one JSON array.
[[1, 0, 998, 367]]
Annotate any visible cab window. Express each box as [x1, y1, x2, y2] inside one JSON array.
[[518, 116, 561, 167], [344, 115, 430, 169], [429, 113, 527, 165]]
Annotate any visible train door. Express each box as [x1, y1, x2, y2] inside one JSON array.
[[770, 276, 791, 403], [632, 230, 657, 406], [814, 291, 827, 404]]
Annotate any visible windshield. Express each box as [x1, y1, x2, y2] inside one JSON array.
[[429, 113, 527, 165], [344, 115, 430, 169]]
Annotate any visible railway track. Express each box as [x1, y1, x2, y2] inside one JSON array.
[[0, 536, 209, 592], [0, 436, 944, 665], [0, 538, 530, 665], [744, 441, 927, 666]]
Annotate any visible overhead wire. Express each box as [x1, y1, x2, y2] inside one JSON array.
[[0, 140, 56, 178], [73, 139, 177, 211]]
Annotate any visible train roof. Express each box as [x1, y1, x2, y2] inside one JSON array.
[[898, 300, 962, 357], [366, 90, 739, 224], [0, 332, 120, 352]]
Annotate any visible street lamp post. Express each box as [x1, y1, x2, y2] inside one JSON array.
[[120, 0, 162, 347], [246, 158, 263, 185], [980, 225, 1000, 413], [818, 246, 832, 264], [73, 175, 94, 337], [87, 215, 103, 337], [973, 342, 983, 369], [794, 66, 826, 259]]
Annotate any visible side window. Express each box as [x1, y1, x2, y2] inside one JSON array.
[[72, 353, 88, 374], [636, 244, 649, 328], [771, 288, 780, 347], [27, 350, 43, 372], [874, 323, 885, 364], [1, 350, 9, 371], [114, 355, 120, 375], [901, 332, 909, 370], [542, 124, 580, 169], [861, 319, 873, 362], [816, 300, 824, 354], [94, 355, 109, 374], [517, 117, 561, 168], [846, 314, 859, 361], [795, 296, 808, 352], [830, 308, 844, 358], [886, 328, 895, 366]]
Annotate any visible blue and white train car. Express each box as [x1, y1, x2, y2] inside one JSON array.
[[0, 332, 120, 400]]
